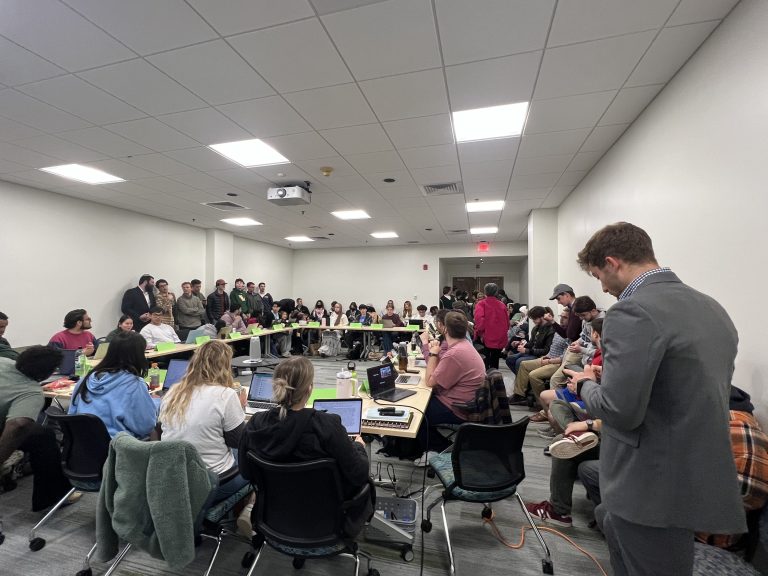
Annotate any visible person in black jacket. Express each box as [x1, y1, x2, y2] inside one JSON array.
[[505, 306, 555, 374], [121, 274, 156, 331], [239, 356, 374, 537], [206, 279, 230, 323]]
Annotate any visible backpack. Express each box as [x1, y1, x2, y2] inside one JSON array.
[[377, 436, 424, 460], [346, 340, 363, 360]]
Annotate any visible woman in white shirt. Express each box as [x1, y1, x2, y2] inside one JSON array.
[[158, 339, 248, 504], [320, 301, 349, 357]]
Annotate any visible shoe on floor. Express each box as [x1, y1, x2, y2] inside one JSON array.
[[536, 426, 557, 439], [529, 410, 548, 423], [413, 450, 440, 467], [1, 450, 24, 476], [509, 394, 528, 406], [549, 431, 599, 459], [525, 500, 573, 528], [62, 491, 83, 507]]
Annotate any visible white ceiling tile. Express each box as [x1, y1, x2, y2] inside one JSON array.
[[165, 147, 242, 172], [568, 151, 603, 171], [383, 114, 453, 149], [399, 144, 458, 169], [0, 158, 31, 173], [461, 159, 513, 182], [319, 124, 393, 155], [461, 176, 509, 197], [188, 0, 315, 36], [218, 96, 312, 138], [64, 0, 217, 55], [508, 172, 561, 190], [205, 168, 270, 191], [18, 75, 145, 125], [229, 19, 353, 93], [525, 91, 616, 134], [320, 173, 371, 192], [457, 139, 520, 164], [0, 141, 62, 167], [540, 185, 575, 208], [2, 168, 80, 187], [0, 89, 92, 132], [512, 154, 572, 176], [548, 0, 677, 46], [157, 108, 252, 144], [518, 129, 589, 158], [81, 158, 158, 180], [78, 59, 207, 116], [13, 134, 107, 162], [627, 21, 719, 87], [535, 32, 655, 99], [294, 156, 357, 178], [0, 36, 66, 86], [436, 0, 554, 65], [262, 132, 338, 161], [581, 123, 629, 152], [363, 169, 416, 188], [557, 170, 588, 186], [104, 118, 200, 152], [284, 84, 376, 130], [667, 0, 739, 26], [170, 171, 234, 191], [345, 150, 405, 173], [148, 40, 275, 106], [599, 84, 662, 125], [358, 68, 449, 122], [322, 0, 441, 80], [507, 187, 552, 200], [57, 127, 153, 158], [122, 153, 195, 176], [249, 163, 313, 184], [0, 116, 43, 141], [132, 176, 191, 194], [446, 52, 541, 110], [0, 0, 135, 71], [410, 165, 461, 185]]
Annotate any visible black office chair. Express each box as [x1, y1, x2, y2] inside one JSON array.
[[422, 419, 553, 575], [244, 453, 378, 576], [28, 413, 111, 562]]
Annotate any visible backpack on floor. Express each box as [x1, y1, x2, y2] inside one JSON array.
[[346, 340, 363, 360]]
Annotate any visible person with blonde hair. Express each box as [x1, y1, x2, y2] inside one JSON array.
[[239, 356, 373, 537], [401, 300, 414, 320], [158, 340, 248, 503]]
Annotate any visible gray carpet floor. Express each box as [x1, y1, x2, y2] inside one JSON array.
[[0, 357, 612, 576]]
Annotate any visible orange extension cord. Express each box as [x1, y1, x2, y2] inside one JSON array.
[[483, 516, 609, 576]]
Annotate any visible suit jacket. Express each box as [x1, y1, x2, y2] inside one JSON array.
[[580, 271, 745, 533], [121, 287, 156, 331]]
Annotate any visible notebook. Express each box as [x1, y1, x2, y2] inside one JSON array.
[[366, 364, 416, 403], [245, 372, 278, 415], [313, 398, 363, 436], [93, 342, 109, 360]]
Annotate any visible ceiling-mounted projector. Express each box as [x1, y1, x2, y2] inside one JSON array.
[[267, 184, 311, 206]]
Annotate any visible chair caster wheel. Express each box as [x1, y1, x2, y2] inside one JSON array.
[[29, 537, 46, 551], [542, 558, 554, 574], [481, 507, 494, 520], [368, 569, 380, 576], [242, 552, 255, 568], [401, 544, 414, 562], [293, 557, 305, 569], [426, 469, 435, 479], [421, 519, 432, 533], [76, 569, 93, 576]]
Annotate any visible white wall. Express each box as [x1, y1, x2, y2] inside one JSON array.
[[527, 209, 559, 306], [554, 0, 768, 417], [291, 242, 527, 312], [440, 260, 525, 302], [233, 236, 294, 300]]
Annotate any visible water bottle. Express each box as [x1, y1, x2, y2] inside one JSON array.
[[336, 370, 352, 398], [249, 336, 262, 360], [148, 363, 160, 389], [398, 343, 408, 372], [74, 349, 84, 377]]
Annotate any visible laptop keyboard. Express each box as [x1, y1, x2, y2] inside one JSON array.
[[247, 400, 277, 410], [396, 375, 415, 384]]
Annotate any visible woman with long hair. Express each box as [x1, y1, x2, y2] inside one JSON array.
[[239, 356, 373, 537], [68, 331, 156, 438], [104, 314, 134, 342], [159, 340, 248, 502], [401, 300, 413, 320], [320, 301, 349, 357]]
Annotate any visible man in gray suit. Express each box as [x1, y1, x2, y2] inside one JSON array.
[[570, 222, 745, 575]]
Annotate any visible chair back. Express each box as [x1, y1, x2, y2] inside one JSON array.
[[461, 369, 512, 424], [46, 412, 112, 484], [246, 453, 348, 549], [451, 418, 529, 492]]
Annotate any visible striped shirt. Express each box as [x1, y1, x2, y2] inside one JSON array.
[[547, 333, 569, 360], [618, 267, 672, 301]]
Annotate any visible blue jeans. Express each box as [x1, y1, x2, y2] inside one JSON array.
[[505, 353, 535, 374], [417, 396, 465, 452]]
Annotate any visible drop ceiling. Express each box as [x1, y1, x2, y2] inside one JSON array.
[[0, 0, 738, 248]]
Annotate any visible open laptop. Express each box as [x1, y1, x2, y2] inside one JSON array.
[[395, 372, 421, 385], [313, 398, 362, 437], [93, 342, 109, 360], [381, 318, 395, 329], [57, 349, 77, 377], [408, 319, 424, 329], [163, 359, 189, 390], [185, 327, 206, 344], [366, 364, 417, 403], [245, 372, 279, 415]]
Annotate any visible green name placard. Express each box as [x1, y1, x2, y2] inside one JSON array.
[[406, 324, 420, 331], [291, 322, 300, 328], [307, 321, 321, 327], [196, 335, 211, 345], [370, 323, 384, 329], [229, 331, 242, 339], [249, 326, 263, 335], [349, 322, 362, 328], [155, 342, 176, 352]]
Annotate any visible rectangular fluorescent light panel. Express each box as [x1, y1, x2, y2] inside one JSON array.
[[40, 164, 124, 184], [285, 236, 314, 242], [453, 102, 528, 143], [466, 200, 505, 213], [209, 139, 289, 167], [371, 231, 398, 239], [470, 227, 499, 234], [221, 217, 262, 226], [331, 209, 371, 220]]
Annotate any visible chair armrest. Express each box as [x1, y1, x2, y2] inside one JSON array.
[[341, 481, 371, 513]]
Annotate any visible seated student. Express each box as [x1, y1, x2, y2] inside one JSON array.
[[345, 302, 358, 322], [413, 304, 432, 325], [401, 300, 414, 320], [0, 311, 18, 360], [504, 306, 554, 374], [220, 303, 248, 334], [158, 340, 248, 505], [320, 302, 349, 357], [139, 306, 181, 348], [429, 305, 439, 318], [380, 303, 405, 352], [239, 356, 374, 538], [49, 309, 97, 356], [0, 346, 77, 511], [294, 298, 310, 317], [344, 303, 372, 349], [419, 309, 449, 359], [104, 314, 134, 343], [199, 320, 226, 341], [416, 311, 486, 464], [272, 310, 292, 358], [68, 331, 156, 439]]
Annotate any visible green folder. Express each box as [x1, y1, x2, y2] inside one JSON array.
[[406, 324, 420, 331], [291, 322, 300, 328], [229, 331, 242, 339], [307, 321, 321, 327], [370, 323, 384, 329], [249, 326, 263, 335], [155, 342, 176, 352], [195, 335, 211, 345], [273, 323, 284, 329], [349, 322, 362, 328], [307, 388, 337, 405]]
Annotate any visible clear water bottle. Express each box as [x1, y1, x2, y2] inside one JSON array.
[[74, 349, 84, 377], [148, 363, 160, 389], [249, 336, 261, 360]]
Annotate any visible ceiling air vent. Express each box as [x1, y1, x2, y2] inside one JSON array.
[[446, 229, 468, 236], [420, 182, 464, 197], [202, 201, 247, 211]]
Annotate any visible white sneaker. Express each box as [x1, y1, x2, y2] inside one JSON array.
[[413, 451, 440, 467], [1, 450, 24, 476]]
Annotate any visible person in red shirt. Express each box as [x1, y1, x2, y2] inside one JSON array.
[[472, 283, 509, 369], [48, 309, 97, 356]]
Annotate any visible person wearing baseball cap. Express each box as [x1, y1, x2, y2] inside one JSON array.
[[206, 279, 230, 323]]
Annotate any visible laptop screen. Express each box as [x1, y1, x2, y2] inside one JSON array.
[[164, 359, 189, 390], [248, 373, 274, 401], [366, 363, 395, 397], [408, 319, 424, 328], [313, 398, 362, 435], [57, 349, 76, 376]]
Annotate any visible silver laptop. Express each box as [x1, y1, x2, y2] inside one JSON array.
[[382, 318, 395, 328], [313, 398, 363, 437], [395, 373, 421, 386], [245, 373, 279, 415]]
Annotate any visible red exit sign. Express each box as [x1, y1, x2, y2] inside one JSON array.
[[477, 241, 490, 252]]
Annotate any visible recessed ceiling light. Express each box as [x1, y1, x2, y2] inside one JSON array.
[[40, 164, 124, 184], [208, 139, 289, 167], [331, 209, 371, 220], [371, 231, 398, 239], [221, 217, 262, 226], [466, 200, 505, 213], [470, 226, 498, 234], [452, 102, 528, 143], [285, 235, 314, 242]]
